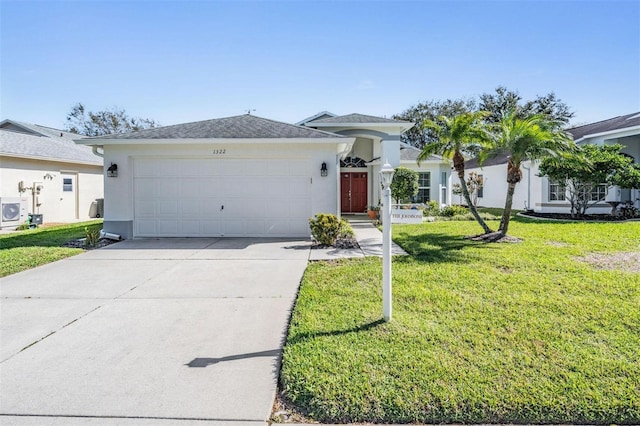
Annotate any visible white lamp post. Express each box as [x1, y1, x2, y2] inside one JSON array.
[[379, 162, 395, 322]]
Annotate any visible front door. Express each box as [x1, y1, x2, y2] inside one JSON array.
[[341, 172, 367, 213]]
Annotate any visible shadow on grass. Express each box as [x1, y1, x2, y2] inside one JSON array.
[[288, 319, 385, 345], [393, 231, 499, 264], [0, 222, 102, 250]]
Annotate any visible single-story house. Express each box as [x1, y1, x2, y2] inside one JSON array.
[[76, 112, 452, 239], [465, 112, 640, 213], [0, 120, 104, 228]]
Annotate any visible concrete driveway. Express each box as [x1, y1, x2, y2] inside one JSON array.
[[0, 238, 311, 425]]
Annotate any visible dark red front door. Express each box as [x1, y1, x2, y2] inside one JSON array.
[[341, 172, 368, 213]]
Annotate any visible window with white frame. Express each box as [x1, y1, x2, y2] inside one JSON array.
[[414, 172, 431, 203], [548, 180, 566, 201], [477, 174, 484, 198], [441, 171, 447, 204], [590, 184, 607, 201]]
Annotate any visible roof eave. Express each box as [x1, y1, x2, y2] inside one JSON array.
[[310, 122, 415, 133], [572, 124, 640, 144], [75, 137, 350, 146], [0, 152, 103, 166]]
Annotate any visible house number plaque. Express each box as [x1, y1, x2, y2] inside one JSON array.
[[212, 149, 226, 155]]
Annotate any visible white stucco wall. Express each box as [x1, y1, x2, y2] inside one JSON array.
[[0, 156, 103, 224], [465, 162, 538, 211], [102, 142, 340, 237]]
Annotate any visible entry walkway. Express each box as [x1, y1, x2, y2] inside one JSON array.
[[309, 215, 408, 261]]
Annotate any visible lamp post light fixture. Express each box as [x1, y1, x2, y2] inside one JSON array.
[[379, 161, 395, 322]]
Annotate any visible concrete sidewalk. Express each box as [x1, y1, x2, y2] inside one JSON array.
[[309, 216, 407, 261]]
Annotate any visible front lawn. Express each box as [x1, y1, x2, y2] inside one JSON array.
[[0, 220, 102, 277], [280, 218, 640, 423]]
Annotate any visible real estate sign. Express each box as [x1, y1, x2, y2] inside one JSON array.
[[391, 209, 422, 224]]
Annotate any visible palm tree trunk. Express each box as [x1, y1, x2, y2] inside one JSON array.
[[499, 182, 517, 235], [457, 170, 493, 234]]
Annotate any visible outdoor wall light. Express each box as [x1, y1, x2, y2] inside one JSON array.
[[320, 162, 328, 177], [107, 163, 118, 178]]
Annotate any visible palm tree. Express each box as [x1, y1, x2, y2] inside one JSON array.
[[418, 111, 494, 234], [485, 111, 574, 236]]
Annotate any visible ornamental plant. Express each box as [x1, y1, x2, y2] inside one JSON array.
[[309, 213, 354, 246]]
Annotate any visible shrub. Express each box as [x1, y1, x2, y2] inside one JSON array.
[[423, 200, 440, 215], [84, 226, 101, 247], [438, 205, 469, 217], [390, 167, 419, 203], [309, 214, 354, 246]]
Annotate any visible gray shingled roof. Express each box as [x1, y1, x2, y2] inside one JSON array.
[[465, 150, 510, 169], [0, 120, 102, 165], [400, 145, 441, 162], [566, 112, 640, 141], [85, 114, 344, 140], [309, 113, 411, 125]]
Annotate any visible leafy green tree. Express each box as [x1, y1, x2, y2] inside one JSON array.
[[418, 111, 494, 234], [389, 167, 419, 203], [539, 144, 639, 217], [479, 86, 574, 125], [393, 99, 477, 148], [394, 87, 573, 148], [486, 111, 574, 236], [65, 103, 159, 136]]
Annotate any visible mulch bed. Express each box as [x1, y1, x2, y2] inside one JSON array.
[[61, 238, 120, 250], [311, 237, 360, 250], [521, 211, 637, 221]]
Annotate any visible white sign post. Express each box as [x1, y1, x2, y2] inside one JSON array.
[[379, 162, 395, 322]]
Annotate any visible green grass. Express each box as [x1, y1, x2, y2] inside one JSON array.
[[280, 218, 640, 423], [0, 220, 103, 277]]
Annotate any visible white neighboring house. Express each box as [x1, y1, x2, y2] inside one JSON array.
[[0, 120, 104, 228], [464, 112, 640, 213], [75, 112, 453, 239]]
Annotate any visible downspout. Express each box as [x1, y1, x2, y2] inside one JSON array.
[[92, 146, 104, 157], [522, 163, 531, 211]]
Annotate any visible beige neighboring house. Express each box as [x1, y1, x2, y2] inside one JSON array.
[[0, 119, 104, 228]]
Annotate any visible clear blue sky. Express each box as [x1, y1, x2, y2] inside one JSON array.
[[1, 0, 639, 129]]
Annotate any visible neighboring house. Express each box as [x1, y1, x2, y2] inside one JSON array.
[[465, 112, 640, 213], [0, 120, 104, 228], [76, 112, 452, 239]]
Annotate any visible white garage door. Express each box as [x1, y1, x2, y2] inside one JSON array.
[[133, 158, 311, 237]]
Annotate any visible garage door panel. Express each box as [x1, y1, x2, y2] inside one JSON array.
[[265, 220, 289, 234], [224, 220, 245, 235], [180, 220, 201, 235], [290, 219, 310, 235], [135, 179, 157, 198], [157, 179, 179, 197], [157, 200, 178, 216], [135, 199, 156, 217], [135, 160, 157, 177], [137, 220, 157, 235], [180, 199, 201, 217], [202, 220, 223, 234], [157, 220, 178, 235], [289, 161, 309, 176], [200, 178, 221, 196], [134, 158, 311, 237], [180, 179, 202, 197], [289, 178, 309, 196], [289, 199, 311, 218]]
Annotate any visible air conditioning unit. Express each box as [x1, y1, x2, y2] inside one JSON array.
[[0, 197, 28, 228]]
